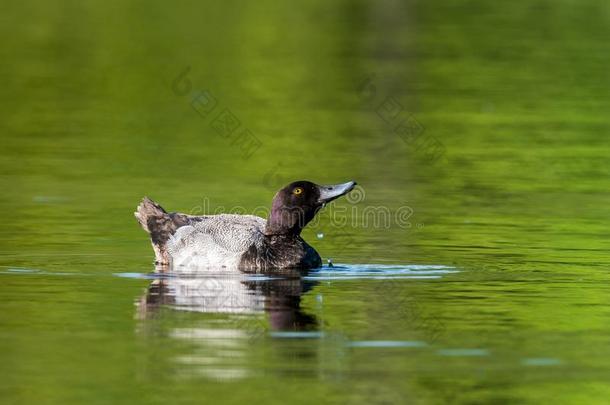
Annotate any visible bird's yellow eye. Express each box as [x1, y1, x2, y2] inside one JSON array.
[[293, 187, 303, 195]]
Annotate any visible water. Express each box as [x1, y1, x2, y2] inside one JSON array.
[[1, 0, 610, 403]]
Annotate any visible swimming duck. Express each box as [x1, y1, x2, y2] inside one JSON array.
[[135, 180, 356, 272]]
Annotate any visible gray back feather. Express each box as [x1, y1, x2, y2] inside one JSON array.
[[167, 214, 266, 270]]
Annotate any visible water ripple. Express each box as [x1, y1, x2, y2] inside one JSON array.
[[304, 264, 458, 280]]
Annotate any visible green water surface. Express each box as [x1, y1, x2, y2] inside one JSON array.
[[1, 0, 610, 404]]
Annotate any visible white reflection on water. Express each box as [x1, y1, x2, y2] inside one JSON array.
[[170, 328, 252, 380], [130, 263, 456, 381]]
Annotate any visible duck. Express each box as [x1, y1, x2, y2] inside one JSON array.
[[135, 180, 356, 272]]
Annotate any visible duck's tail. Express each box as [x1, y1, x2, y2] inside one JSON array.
[[135, 197, 176, 265]]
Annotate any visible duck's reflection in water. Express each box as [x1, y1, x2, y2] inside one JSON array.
[[135, 267, 320, 380]]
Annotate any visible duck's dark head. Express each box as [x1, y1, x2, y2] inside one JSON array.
[[265, 180, 357, 236]]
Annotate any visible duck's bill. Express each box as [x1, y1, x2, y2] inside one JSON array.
[[317, 181, 357, 204]]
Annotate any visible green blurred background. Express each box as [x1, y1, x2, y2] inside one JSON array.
[[1, 0, 610, 404]]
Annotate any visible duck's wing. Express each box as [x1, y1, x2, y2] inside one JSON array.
[[167, 214, 266, 269]]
